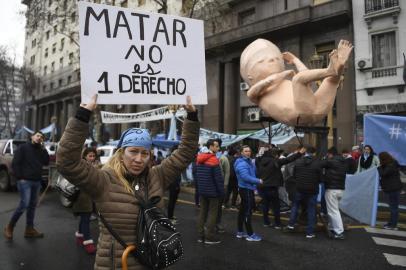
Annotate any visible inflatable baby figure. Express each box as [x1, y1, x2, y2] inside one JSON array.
[[240, 39, 353, 126]]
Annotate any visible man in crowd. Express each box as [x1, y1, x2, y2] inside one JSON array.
[[3, 131, 50, 240], [214, 139, 230, 233], [256, 146, 304, 229], [320, 147, 349, 240], [195, 140, 224, 244], [287, 145, 321, 239]]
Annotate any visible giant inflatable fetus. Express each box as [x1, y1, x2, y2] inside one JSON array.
[[240, 39, 353, 126]]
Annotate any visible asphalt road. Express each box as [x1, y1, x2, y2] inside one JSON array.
[[1, 190, 405, 270]]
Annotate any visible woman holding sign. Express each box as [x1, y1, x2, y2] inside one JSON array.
[[56, 95, 199, 269]]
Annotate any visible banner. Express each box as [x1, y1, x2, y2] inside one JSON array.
[[364, 114, 406, 165], [101, 106, 186, 123], [78, 2, 207, 105], [199, 123, 298, 147], [339, 168, 379, 226]]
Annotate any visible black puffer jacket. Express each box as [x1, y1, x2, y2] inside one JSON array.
[[320, 155, 348, 190], [294, 155, 321, 194], [378, 161, 403, 192], [12, 142, 49, 181], [257, 152, 302, 187]]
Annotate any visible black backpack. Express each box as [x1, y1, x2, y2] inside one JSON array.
[[98, 184, 183, 270]]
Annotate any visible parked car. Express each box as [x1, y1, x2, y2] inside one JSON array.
[[0, 139, 26, 191], [97, 145, 117, 165]]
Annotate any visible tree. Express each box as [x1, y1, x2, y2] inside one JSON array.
[[182, 0, 230, 34], [0, 46, 24, 138]]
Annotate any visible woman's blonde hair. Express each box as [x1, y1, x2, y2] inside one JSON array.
[[103, 148, 134, 194]]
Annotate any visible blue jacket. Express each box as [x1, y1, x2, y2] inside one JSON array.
[[234, 157, 261, 190], [195, 153, 224, 197]]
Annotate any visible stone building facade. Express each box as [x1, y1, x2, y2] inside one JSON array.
[[201, 0, 356, 150], [352, 0, 406, 142]]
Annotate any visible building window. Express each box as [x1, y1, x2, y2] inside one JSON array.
[[60, 57, 64, 67], [67, 75, 72, 84], [63, 0, 68, 9], [59, 79, 63, 87], [46, 30, 50, 40], [31, 39, 36, 48], [48, 0, 52, 7], [50, 82, 54, 89], [44, 65, 48, 75], [43, 85, 47, 92], [60, 38, 65, 51], [61, 19, 66, 31], [284, 0, 288, 10], [71, 12, 76, 23], [47, 13, 51, 24], [45, 48, 48, 58], [372, 31, 396, 68], [30, 55, 35, 65], [69, 52, 74, 64], [54, 25, 58, 35], [51, 62, 55, 72], [52, 43, 56, 54], [365, 0, 399, 14], [238, 8, 255, 26]]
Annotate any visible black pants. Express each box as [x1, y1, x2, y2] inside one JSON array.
[[237, 188, 254, 235], [167, 182, 180, 219], [224, 181, 238, 206], [259, 186, 281, 226]]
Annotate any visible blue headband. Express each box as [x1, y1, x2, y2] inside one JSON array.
[[117, 128, 152, 150]]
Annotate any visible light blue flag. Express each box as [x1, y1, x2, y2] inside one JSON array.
[[364, 114, 406, 165], [339, 167, 379, 226]]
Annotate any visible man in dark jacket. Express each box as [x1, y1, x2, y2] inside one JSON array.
[[3, 131, 49, 240], [287, 145, 320, 238], [257, 147, 304, 228], [195, 139, 224, 244], [320, 147, 349, 240]]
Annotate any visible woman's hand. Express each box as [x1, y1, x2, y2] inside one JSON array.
[[184, 95, 196, 113], [80, 94, 98, 111]]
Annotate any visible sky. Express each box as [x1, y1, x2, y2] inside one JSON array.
[[0, 1, 27, 66]]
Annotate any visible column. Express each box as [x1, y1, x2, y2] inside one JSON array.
[[223, 61, 237, 134]]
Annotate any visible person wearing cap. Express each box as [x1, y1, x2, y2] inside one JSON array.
[[3, 131, 49, 240], [56, 95, 199, 270]]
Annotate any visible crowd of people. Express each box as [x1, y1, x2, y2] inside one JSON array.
[[189, 140, 404, 244], [2, 96, 404, 269]]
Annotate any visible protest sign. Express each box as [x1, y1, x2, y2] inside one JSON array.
[[364, 114, 406, 165], [101, 106, 185, 123], [78, 2, 207, 105]]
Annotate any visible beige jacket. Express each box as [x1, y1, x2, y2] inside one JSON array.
[[56, 117, 199, 270]]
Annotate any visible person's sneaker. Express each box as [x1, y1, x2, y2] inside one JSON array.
[[263, 223, 271, 228], [216, 224, 225, 233], [236, 231, 248, 239], [306, 234, 316, 239], [246, 233, 262, 242], [273, 224, 282, 230], [75, 231, 84, 246], [3, 224, 14, 240], [383, 224, 398, 230], [83, 239, 96, 254], [197, 237, 205, 243], [24, 227, 44, 238], [286, 225, 295, 231], [333, 233, 345, 240], [204, 238, 221, 245]]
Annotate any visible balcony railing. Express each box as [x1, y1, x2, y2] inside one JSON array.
[[365, 0, 399, 14], [371, 67, 397, 78]]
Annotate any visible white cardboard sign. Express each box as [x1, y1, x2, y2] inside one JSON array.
[[78, 2, 207, 105]]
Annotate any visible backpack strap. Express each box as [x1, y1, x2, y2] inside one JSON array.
[[97, 211, 129, 250]]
